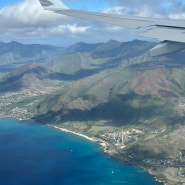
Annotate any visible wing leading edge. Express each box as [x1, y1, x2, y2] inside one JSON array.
[[38, 0, 185, 56]]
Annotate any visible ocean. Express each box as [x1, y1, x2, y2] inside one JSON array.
[[0, 118, 162, 185]]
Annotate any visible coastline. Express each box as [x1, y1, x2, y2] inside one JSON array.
[[46, 124, 97, 142], [46, 124, 117, 155], [0, 118, 164, 184], [46, 124, 164, 185]]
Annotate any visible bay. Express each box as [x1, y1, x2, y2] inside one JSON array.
[[0, 118, 162, 185]]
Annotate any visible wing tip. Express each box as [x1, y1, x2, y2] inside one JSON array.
[[38, 0, 67, 9], [39, 0, 54, 7]]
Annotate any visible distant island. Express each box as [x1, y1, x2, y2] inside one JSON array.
[[0, 40, 185, 185]]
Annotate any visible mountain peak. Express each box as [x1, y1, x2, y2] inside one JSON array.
[[66, 42, 101, 54], [107, 39, 121, 45], [7, 41, 23, 47]]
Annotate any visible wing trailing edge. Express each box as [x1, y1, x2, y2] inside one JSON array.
[[150, 41, 185, 56]]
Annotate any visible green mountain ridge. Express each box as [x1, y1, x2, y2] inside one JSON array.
[[0, 41, 64, 75], [0, 62, 52, 93], [35, 58, 185, 127], [49, 40, 155, 75], [0, 40, 156, 92]]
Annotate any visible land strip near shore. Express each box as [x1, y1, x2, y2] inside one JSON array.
[[47, 124, 96, 142], [45, 122, 185, 185], [46, 123, 165, 185], [46, 124, 116, 156]]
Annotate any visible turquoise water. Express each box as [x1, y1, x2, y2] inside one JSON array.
[[0, 118, 162, 185]]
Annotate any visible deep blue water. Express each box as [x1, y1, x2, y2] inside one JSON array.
[[0, 118, 163, 185]]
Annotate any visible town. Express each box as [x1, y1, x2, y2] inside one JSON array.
[[100, 128, 144, 148], [0, 86, 59, 120]]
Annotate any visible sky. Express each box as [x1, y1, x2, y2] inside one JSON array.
[[0, 0, 185, 46]]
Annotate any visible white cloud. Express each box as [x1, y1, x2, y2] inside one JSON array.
[[102, 5, 164, 18], [169, 13, 185, 19], [105, 0, 185, 19], [0, 0, 64, 28], [0, 0, 93, 44], [50, 24, 89, 34], [102, 6, 126, 15], [66, 24, 89, 33]]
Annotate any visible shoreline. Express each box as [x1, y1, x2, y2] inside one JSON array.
[[46, 124, 164, 185], [46, 124, 113, 153], [46, 124, 97, 142]]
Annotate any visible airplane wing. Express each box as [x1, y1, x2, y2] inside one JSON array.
[[38, 0, 185, 56]]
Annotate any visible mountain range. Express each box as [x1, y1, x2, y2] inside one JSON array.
[[1, 40, 185, 123], [1, 39, 185, 124], [0, 40, 155, 91], [0, 41, 64, 74], [1, 39, 185, 184]]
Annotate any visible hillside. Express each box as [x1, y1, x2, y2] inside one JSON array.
[[49, 40, 155, 75], [0, 41, 64, 76], [0, 62, 53, 93], [34, 40, 185, 125], [35, 55, 185, 126]]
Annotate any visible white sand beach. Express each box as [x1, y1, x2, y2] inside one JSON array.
[[46, 124, 97, 142], [46, 124, 117, 156]]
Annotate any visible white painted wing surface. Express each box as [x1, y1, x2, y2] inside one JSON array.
[[139, 26, 185, 43], [56, 10, 185, 43], [38, 0, 185, 56]]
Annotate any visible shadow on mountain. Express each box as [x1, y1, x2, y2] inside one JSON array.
[[0, 80, 22, 93], [49, 57, 128, 81], [124, 144, 169, 161], [0, 63, 49, 93], [0, 71, 27, 93], [49, 68, 100, 81], [34, 93, 180, 127], [49, 54, 146, 81]]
